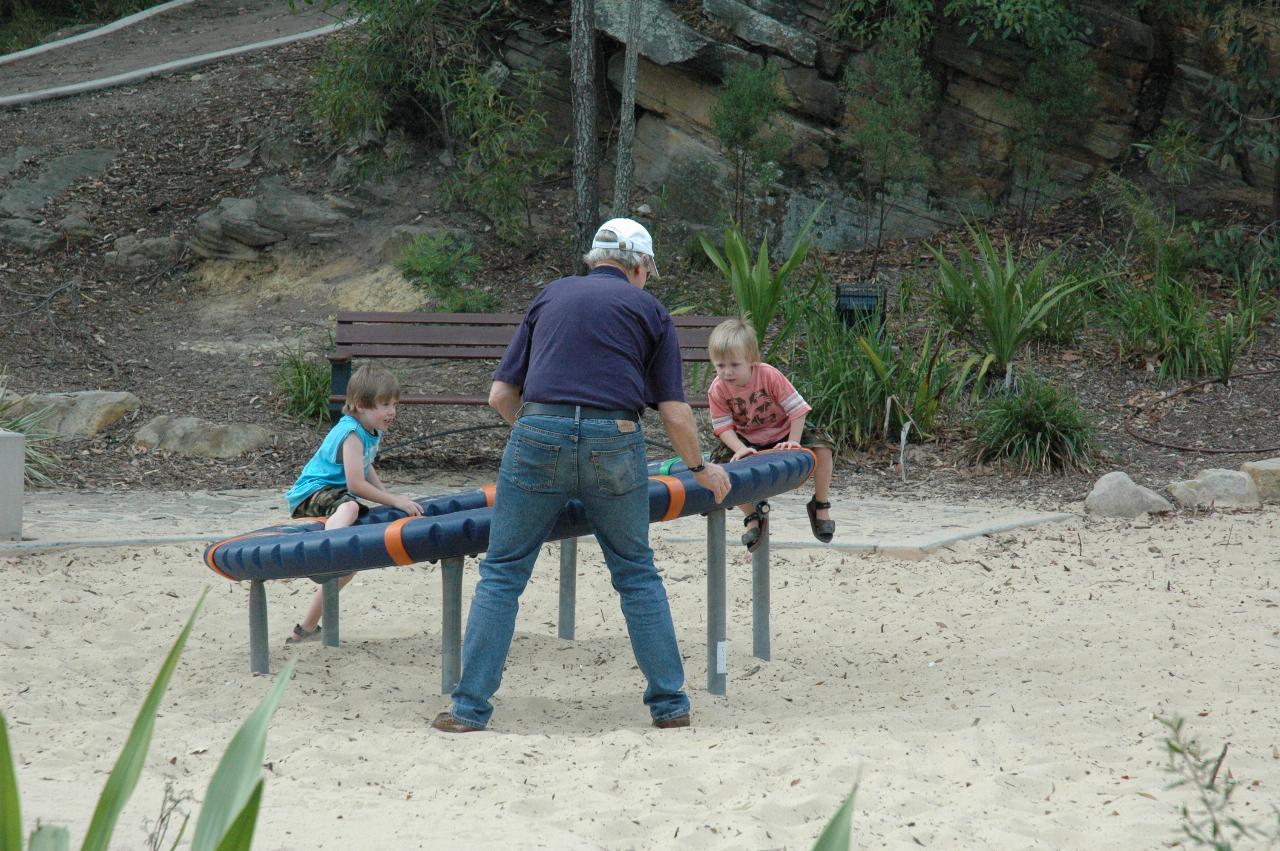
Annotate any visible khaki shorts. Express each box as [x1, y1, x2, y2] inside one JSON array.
[[291, 486, 369, 519], [710, 424, 834, 464]]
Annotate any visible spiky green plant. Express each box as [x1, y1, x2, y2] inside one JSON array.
[[274, 338, 331, 426], [929, 225, 1090, 385], [969, 377, 1099, 473], [0, 372, 60, 487], [1, 590, 293, 850]]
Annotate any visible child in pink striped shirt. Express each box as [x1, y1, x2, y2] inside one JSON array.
[[706, 318, 835, 549]]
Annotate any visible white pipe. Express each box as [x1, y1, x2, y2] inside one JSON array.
[[0, 0, 200, 67], [0, 21, 351, 108]]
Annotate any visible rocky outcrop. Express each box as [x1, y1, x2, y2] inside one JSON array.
[[190, 177, 352, 260], [498, 1, 1273, 251]]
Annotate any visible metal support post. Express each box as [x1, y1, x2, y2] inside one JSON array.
[[558, 537, 578, 640], [707, 509, 727, 696], [249, 580, 269, 675], [321, 577, 340, 647], [441, 556, 464, 695], [752, 508, 771, 661]]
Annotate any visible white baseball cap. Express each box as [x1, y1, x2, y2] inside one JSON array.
[[592, 217, 659, 277]]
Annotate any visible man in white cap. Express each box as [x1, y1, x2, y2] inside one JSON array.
[[431, 217, 731, 733]]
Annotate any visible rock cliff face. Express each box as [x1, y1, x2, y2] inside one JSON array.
[[500, 1, 1274, 253]]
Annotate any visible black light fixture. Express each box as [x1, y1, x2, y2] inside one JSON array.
[[834, 283, 885, 332]]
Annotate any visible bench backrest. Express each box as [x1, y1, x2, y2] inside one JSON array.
[[330, 311, 732, 363]]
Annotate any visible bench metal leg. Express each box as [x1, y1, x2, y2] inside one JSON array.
[[329, 359, 351, 424], [706, 509, 727, 696], [441, 556, 463, 695], [752, 515, 771, 661], [322, 578, 340, 647], [249, 580, 269, 675], [558, 537, 578, 640]]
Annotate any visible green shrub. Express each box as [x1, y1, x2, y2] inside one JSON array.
[[0, 372, 60, 487], [434, 288, 496, 313], [274, 338, 331, 426], [1093, 173, 1193, 280], [839, 23, 932, 275], [928, 225, 1090, 385], [398, 232, 480, 291], [969, 377, 1099, 473], [779, 278, 976, 450], [709, 62, 785, 238], [309, 0, 551, 234], [1, 591, 293, 851], [699, 211, 818, 360], [1102, 269, 1214, 380], [1135, 119, 1203, 185]]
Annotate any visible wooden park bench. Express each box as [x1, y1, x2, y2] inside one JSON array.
[[327, 311, 732, 422]]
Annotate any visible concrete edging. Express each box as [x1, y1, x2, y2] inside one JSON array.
[[0, 20, 351, 108], [0, 0, 200, 68]]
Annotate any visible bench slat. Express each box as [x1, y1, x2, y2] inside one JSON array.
[[330, 394, 711, 408], [337, 311, 729, 329]]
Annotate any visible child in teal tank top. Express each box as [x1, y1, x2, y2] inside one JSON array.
[[283, 364, 423, 644]]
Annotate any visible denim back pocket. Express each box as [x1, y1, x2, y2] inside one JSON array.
[[511, 434, 560, 493], [590, 442, 646, 496]]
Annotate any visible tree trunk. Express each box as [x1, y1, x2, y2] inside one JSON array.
[[571, 0, 600, 262], [611, 0, 641, 218]]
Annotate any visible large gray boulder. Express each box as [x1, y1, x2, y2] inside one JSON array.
[[134, 416, 272, 459], [2, 391, 140, 439], [1084, 471, 1174, 518], [1240, 458, 1280, 503], [1169, 469, 1262, 511]]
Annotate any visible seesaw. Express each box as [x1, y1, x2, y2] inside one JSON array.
[[204, 449, 815, 694]]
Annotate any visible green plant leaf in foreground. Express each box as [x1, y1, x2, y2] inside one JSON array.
[[1, 710, 22, 851], [81, 589, 209, 851], [190, 661, 295, 851], [212, 780, 264, 851], [812, 785, 858, 851]]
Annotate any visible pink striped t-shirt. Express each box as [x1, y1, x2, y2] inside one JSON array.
[[708, 362, 811, 446]]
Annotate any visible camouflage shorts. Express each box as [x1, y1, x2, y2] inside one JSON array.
[[710, 424, 835, 464], [291, 486, 369, 519]]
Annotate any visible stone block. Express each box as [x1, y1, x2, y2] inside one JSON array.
[[0, 429, 22, 541], [1240, 458, 1280, 503]]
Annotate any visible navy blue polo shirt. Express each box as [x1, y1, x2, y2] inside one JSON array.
[[493, 265, 686, 411]]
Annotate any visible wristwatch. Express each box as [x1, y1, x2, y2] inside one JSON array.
[[687, 462, 706, 473]]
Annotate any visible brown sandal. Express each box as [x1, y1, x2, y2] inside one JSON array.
[[740, 501, 770, 552], [806, 497, 835, 543]]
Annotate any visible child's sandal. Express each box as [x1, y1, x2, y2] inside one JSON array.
[[740, 501, 770, 553], [806, 497, 835, 543], [285, 623, 321, 645]]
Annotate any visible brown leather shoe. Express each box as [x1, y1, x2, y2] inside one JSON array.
[[430, 711, 485, 733], [653, 714, 690, 729]]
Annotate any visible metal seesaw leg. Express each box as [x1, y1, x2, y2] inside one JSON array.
[[322, 578, 340, 647], [707, 509, 727, 696], [752, 502, 771, 661], [558, 537, 578, 640], [441, 556, 463, 695], [249, 580, 269, 675]]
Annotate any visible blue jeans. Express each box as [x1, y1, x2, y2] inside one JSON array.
[[449, 412, 690, 728]]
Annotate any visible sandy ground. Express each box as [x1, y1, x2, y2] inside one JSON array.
[[4, 494, 1279, 850]]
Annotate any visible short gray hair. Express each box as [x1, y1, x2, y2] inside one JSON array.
[[582, 246, 649, 271]]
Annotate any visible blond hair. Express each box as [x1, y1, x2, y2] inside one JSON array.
[[708, 317, 759, 363], [343, 364, 400, 414]]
